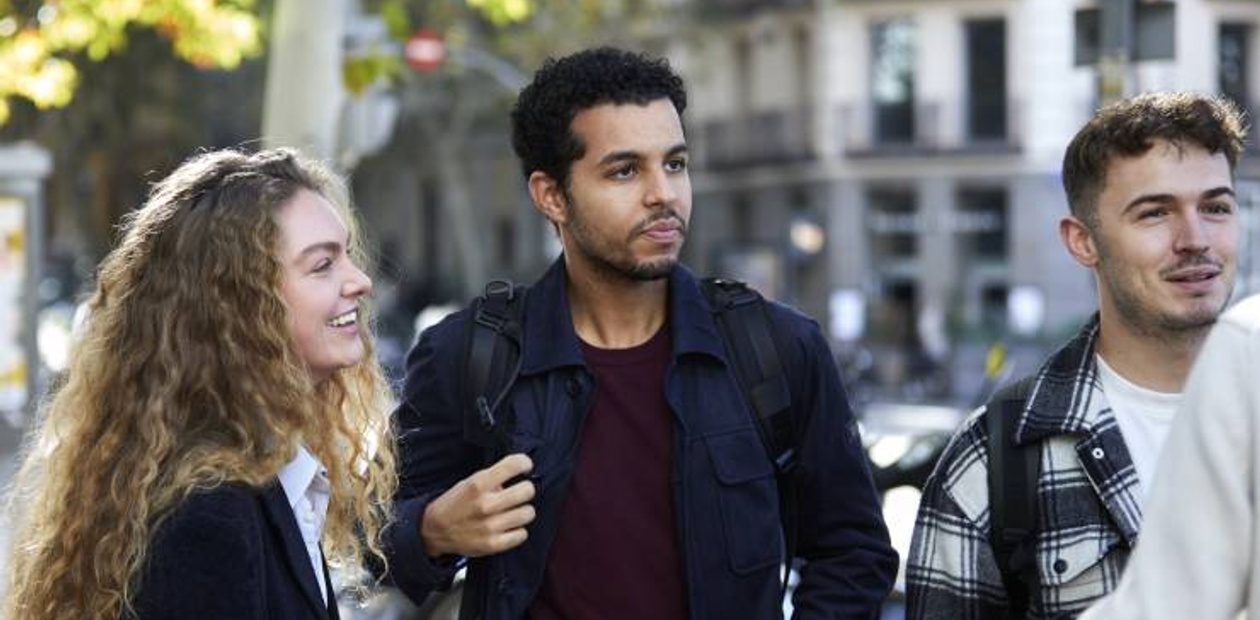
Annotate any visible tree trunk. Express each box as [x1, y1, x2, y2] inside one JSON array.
[[262, 0, 347, 160], [433, 132, 489, 300]]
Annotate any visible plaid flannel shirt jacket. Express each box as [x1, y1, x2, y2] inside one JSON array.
[[906, 315, 1144, 620]]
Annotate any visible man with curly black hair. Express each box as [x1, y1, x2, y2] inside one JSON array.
[[387, 47, 896, 619]]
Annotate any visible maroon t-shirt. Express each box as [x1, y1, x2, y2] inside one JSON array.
[[528, 325, 689, 619]]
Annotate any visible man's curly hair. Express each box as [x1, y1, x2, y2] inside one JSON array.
[[510, 46, 687, 188]]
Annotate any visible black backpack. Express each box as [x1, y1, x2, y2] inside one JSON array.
[[985, 375, 1040, 619], [459, 277, 800, 583]]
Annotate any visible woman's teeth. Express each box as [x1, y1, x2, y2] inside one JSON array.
[[328, 309, 357, 327]]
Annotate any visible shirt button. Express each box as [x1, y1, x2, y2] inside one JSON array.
[[497, 578, 513, 593], [1053, 558, 1069, 574], [1091, 447, 1105, 459]]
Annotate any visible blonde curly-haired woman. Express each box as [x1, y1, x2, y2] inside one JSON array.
[[3, 148, 397, 620]]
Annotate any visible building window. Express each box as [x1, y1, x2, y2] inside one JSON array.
[[981, 284, 1008, 332], [1220, 23, 1253, 120], [871, 18, 916, 144], [965, 18, 1008, 142], [732, 193, 753, 242]]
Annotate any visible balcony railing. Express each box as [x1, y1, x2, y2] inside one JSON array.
[[839, 97, 1023, 156], [700, 107, 814, 169]]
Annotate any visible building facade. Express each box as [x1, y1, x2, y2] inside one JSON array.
[[668, 0, 1260, 390]]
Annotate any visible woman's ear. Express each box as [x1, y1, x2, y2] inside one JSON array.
[[1060, 215, 1100, 268], [528, 171, 567, 226]]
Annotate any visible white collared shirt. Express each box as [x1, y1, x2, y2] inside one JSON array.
[[278, 446, 331, 603]]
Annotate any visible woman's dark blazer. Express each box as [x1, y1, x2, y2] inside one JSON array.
[[131, 482, 339, 619]]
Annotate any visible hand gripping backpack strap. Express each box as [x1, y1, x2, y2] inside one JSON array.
[[985, 374, 1040, 619], [700, 277, 798, 597], [461, 279, 527, 464]]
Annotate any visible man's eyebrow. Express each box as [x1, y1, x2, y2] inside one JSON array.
[[596, 143, 688, 167], [1122, 186, 1236, 213], [597, 150, 642, 167], [1203, 186, 1236, 200], [1122, 193, 1175, 213]]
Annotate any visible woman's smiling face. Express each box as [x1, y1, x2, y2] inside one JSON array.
[[275, 189, 373, 382]]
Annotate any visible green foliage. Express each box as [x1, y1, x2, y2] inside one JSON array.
[[349, 0, 672, 97], [0, 0, 264, 124], [344, 47, 404, 95], [379, 0, 412, 40]]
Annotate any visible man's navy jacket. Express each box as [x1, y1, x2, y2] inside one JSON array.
[[387, 258, 897, 619]]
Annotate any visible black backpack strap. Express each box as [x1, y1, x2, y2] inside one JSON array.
[[985, 374, 1040, 619], [700, 277, 798, 597], [461, 280, 527, 463], [701, 278, 796, 473]]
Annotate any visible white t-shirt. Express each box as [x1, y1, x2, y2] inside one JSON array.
[[1096, 354, 1180, 504]]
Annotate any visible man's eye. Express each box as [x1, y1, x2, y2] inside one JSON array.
[[609, 165, 635, 179], [666, 158, 688, 172], [1204, 202, 1234, 215]]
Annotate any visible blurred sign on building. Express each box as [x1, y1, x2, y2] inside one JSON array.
[[0, 197, 25, 413], [0, 143, 50, 426]]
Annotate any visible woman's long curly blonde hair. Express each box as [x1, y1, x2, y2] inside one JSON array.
[[2, 149, 397, 620]]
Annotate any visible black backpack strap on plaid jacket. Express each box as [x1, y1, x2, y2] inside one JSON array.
[[985, 374, 1040, 619], [700, 277, 798, 596]]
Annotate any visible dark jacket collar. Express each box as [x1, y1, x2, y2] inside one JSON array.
[[260, 483, 336, 618], [1015, 313, 1106, 444], [518, 257, 727, 376]]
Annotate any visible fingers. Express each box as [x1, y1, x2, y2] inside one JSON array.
[[483, 453, 533, 488], [420, 454, 538, 558], [473, 503, 537, 557]]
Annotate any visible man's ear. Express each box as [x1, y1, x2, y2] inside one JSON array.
[[528, 171, 567, 225], [1060, 215, 1100, 268]]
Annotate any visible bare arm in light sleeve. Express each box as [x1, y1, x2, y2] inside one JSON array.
[[1080, 302, 1260, 620]]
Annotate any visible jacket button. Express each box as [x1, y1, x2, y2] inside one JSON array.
[[1053, 559, 1068, 574], [497, 577, 512, 593], [566, 377, 581, 396]]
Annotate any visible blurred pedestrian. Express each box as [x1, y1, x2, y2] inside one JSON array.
[[907, 91, 1247, 619], [2, 148, 397, 620], [385, 46, 896, 619], [1078, 293, 1260, 620]]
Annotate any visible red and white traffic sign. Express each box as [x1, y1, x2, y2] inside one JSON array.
[[404, 28, 445, 73]]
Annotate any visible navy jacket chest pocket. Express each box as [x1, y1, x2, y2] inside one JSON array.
[[705, 428, 783, 574], [506, 371, 589, 480]]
